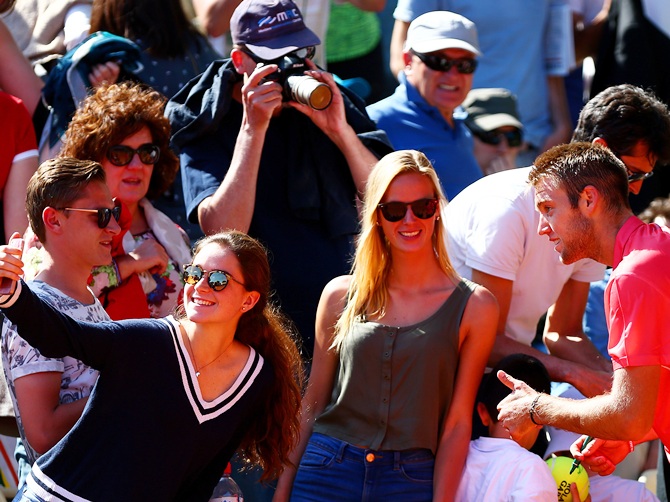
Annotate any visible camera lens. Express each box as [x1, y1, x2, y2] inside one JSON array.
[[287, 75, 333, 110]]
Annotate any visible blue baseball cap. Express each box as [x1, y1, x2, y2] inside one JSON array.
[[231, 0, 321, 60]]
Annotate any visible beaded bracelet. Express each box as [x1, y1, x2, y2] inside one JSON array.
[[529, 393, 542, 426]]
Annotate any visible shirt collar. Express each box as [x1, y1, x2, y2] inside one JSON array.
[[613, 215, 645, 268]]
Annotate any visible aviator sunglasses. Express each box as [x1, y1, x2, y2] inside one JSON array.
[[471, 128, 523, 148], [411, 50, 478, 74], [182, 264, 246, 292], [106, 144, 161, 167], [57, 205, 122, 229], [377, 198, 439, 222]]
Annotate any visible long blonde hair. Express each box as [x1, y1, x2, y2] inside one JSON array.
[[332, 150, 457, 349]]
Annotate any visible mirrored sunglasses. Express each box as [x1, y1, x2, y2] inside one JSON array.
[[411, 50, 478, 74], [377, 198, 439, 222], [182, 264, 245, 291], [106, 144, 161, 167], [59, 206, 122, 229], [472, 128, 523, 148]]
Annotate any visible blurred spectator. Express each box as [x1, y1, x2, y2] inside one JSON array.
[[463, 87, 523, 176], [0, 92, 38, 243], [325, 0, 390, 104], [390, 1, 573, 167], [0, 19, 44, 114], [367, 11, 483, 200], [1, 0, 91, 76], [590, 0, 670, 214]]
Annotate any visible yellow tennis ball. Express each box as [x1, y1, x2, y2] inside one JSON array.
[[545, 456, 590, 502]]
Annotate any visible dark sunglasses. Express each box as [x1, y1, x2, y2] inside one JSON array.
[[106, 144, 161, 167], [377, 198, 438, 222], [627, 169, 654, 183], [182, 264, 246, 292], [58, 205, 122, 229], [243, 45, 316, 64], [411, 50, 478, 74], [472, 128, 523, 148]]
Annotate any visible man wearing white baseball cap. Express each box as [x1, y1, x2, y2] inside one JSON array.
[[367, 11, 483, 200]]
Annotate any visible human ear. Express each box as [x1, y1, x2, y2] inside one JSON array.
[[42, 207, 63, 235], [580, 185, 598, 212], [230, 49, 246, 74], [476, 402, 492, 427], [241, 290, 261, 312]]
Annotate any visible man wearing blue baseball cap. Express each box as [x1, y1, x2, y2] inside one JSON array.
[[167, 0, 391, 356]]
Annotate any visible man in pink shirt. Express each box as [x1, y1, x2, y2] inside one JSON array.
[[497, 141, 670, 478]]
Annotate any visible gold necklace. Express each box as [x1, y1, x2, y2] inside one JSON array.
[[182, 329, 234, 378]]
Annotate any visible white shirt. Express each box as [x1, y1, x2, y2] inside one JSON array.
[[444, 167, 605, 345]]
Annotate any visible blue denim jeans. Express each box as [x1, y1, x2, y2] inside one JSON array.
[[291, 433, 434, 501]]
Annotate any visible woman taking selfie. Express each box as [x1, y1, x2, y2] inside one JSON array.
[[0, 230, 303, 501], [275, 150, 498, 501]]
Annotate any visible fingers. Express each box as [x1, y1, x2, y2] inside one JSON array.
[[88, 61, 121, 88], [497, 370, 517, 390]]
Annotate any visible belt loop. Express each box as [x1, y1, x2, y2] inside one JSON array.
[[335, 438, 347, 462], [393, 451, 401, 470]]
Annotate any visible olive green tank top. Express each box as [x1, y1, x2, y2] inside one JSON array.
[[314, 279, 475, 452]]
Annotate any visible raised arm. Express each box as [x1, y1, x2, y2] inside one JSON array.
[[0, 21, 44, 115], [198, 63, 283, 234]]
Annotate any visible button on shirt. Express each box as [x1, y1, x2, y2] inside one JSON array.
[[367, 72, 483, 200], [313, 280, 475, 452]]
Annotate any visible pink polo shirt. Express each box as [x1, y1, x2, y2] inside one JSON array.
[[607, 216, 670, 449]]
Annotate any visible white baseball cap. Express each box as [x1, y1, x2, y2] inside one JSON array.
[[405, 11, 481, 56]]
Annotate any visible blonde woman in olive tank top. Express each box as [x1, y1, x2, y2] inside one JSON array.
[[275, 150, 499, 502]]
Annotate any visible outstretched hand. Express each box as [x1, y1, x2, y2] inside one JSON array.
[[496, 370, 543, 441]]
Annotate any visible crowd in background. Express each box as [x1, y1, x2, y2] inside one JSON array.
[[1, 0, 670, 500]]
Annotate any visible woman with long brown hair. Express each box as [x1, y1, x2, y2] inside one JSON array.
[[0, 229, 304, 501]]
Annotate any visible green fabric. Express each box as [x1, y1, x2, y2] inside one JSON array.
[[326, 1, 381, 64]]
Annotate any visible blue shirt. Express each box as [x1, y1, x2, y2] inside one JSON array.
[[367, 73, 482, 200], [393, 0, 560, 148]]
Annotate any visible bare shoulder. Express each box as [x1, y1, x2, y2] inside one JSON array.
[[463, 282, 500, 320], [319, 275, 352, 308]]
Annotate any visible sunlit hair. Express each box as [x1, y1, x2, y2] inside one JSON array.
[[26, 158, 107, 244], [572, 84, 670, 164], [179, 230, 304, 481], [59, 81, 178, 199], [529, 142, 630, 215], [332, 150, 457, 350]]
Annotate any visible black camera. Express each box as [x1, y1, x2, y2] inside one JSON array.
[[262, 52, 333, 111]]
